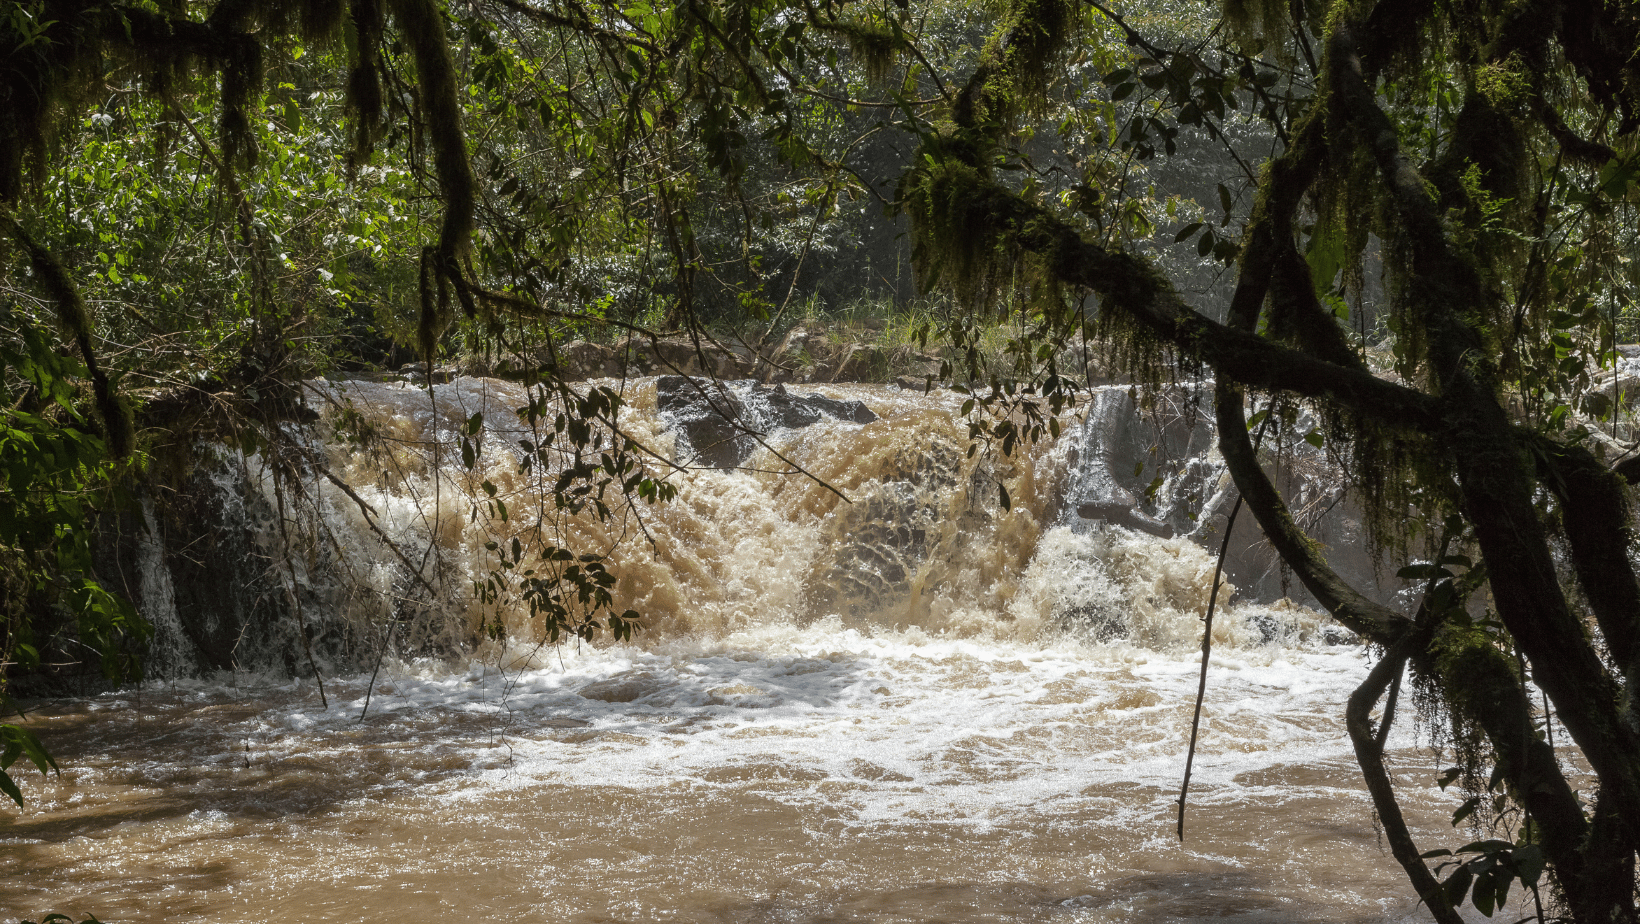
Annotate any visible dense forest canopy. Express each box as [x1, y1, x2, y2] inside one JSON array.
[[5, 0, 1640, 919]]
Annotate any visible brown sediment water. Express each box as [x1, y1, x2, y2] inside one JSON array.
[[1, 379, 1485, 922]]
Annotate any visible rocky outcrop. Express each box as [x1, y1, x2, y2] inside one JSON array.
[[655, 377, 754, 468], [656, 375, 877, 468], [754, 382, 878, 428], [1061, 386, 1406, 611]]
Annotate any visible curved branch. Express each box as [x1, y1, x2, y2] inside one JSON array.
[[1532, 438, 1640, 704], [1328, 18, 1640, 852], [1214, 381, 1411, 641], [1347, 636, 1463, 924], [1, 212, 135, 458]]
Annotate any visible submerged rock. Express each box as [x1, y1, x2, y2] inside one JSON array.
[[753, 382, 878, 428]]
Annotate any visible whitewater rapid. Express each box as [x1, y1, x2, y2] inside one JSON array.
[[1, 377, 1482, 923]]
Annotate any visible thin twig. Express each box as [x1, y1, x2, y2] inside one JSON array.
[[271, 458, 328, 710], [1177, 493, 1241, 841]]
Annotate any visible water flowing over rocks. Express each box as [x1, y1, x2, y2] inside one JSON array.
[[67, 373, 1403, 682], [9, 376, 1470, 924], [93, 451, 361, 683], [656, 375, 878, 468]]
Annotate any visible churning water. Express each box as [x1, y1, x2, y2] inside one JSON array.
[[2, 377, 1471, 923]]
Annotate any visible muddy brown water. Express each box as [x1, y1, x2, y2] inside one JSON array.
[[3, 634, 1477, 923], [2, 380, 1493, 922]]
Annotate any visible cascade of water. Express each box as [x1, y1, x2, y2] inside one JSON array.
[[132, 495, 190, 681], [103, 373, 1391, 678], [11, 375, 1479, 924]]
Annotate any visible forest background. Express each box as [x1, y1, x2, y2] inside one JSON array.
[[4, 0, 1640, 919]]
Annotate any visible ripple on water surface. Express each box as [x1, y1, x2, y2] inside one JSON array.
[[0, 624, 1474, 924]]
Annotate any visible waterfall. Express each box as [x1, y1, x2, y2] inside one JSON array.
[[100, 373, 1391, 679], [17, 375, 1467, 924]]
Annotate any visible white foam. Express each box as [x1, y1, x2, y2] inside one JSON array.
[[143, 621, 1378, 836]]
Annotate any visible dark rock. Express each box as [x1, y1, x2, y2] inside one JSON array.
[[1061, 602, 1129, 643], [1318, 624, 1361, 646], [1245, 610, 1291, 646], [655, 375, 753, 468], [1075, 500, 1174, 538], [655, 376, 878, 469], [751, 383, 877, 428]]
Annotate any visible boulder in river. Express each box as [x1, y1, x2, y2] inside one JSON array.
[[656, 376, 877, 468]]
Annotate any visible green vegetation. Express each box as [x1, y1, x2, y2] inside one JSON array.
[[3, 0, 1640, 919]]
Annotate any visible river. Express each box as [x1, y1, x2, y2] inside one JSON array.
[[2, 376, 1476, 923]]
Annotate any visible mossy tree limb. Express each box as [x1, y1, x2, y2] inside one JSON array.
[[389, 0, 479, 361], [1347, 634, 1463, 924], [901, 157, 1444, 428], [1212, 381, 1410, 640], [1531, 438, 1640, 717], [1, 212, 134, 458], [1327, 17, 1640, 862]]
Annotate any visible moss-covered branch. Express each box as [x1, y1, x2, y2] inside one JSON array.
[[1213, 381, 1410, 641], [1328, 12, 1640, 863], [387, 0, 479, 360], [1532, 438, 1640, 708], [901, 156, 1443, 428], [1, 213, 134, 458], [1347, 636, 1462, 924]]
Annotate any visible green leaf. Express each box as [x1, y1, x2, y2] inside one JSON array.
[[1512, 845, 1545, 886], [1456, 839, 1516, 855], [1471, 868, 1497, 916], [1173, 222, 1203, 242], [1443, 865, 1474, 906], [0, 768, 22, 807]]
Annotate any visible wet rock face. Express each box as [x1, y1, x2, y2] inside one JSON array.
[[656, 376, 877, 469], [1067, 389, 1212, 539], [1059, 384, 1408, 612], [753, 383, 878, 428], [655, 377, 754, 469], [92, 453, 358, 681]]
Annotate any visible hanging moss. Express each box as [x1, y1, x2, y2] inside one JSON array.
[[2, 214, 135, 458], [388, 0, 477, 360], [345, 0, 388, 167], [1222, 0, 1300, 60], [950, 0, 1081, 135], [808, 18, 900, 84]]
